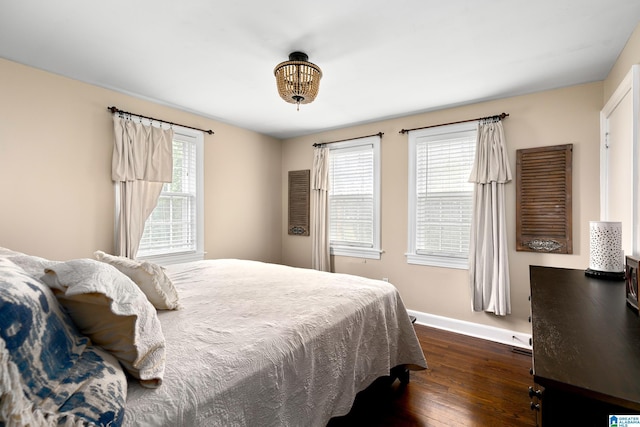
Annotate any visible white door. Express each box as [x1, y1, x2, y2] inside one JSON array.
[[600, 64, 639, 257]]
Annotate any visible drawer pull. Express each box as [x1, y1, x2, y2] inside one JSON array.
[[528, 386, 543, 398]]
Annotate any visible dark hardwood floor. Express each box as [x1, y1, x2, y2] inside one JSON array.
[[328, 324, 537, 427]]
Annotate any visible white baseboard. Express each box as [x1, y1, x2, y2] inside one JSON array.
[[407, 309, 532, 350]]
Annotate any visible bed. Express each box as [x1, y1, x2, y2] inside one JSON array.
[[0, 249, 427, 427]]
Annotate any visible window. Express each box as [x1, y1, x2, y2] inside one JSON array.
[[328, 135, 381, 259], [407, 122, 477, 269], [136, 127, 204, 265]]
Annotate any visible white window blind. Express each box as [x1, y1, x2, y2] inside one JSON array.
[[408, 122, 477, 268], [330, 145, 374, 247], [135, 126, 204, 265], [138, 138, 196, 256], [328, 135, 381, 259]]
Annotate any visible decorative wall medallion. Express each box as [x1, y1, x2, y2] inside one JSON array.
[[289, 226, 307, 235], [527, 239, 563, 252]]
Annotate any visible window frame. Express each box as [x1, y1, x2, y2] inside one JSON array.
[[115, 124, 204, 265], [328, 135, 382, 260], [406, 121, 477, 269]]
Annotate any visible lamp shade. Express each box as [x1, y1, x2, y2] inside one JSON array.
[[274, 52, 322, 108], [586, 221, 625, 279]]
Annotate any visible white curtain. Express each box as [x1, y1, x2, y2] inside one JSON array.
[[112, 116, 173, 259], [311, 146, 331, 272], [468, 119, 512, 316]]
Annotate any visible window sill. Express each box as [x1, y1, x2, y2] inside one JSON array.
[[137, 251, 205, 267], [405, 253, 468, 270], [331, 246, 382, 260]]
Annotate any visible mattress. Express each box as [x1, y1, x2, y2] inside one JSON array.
[[123, 259, 427, 426]]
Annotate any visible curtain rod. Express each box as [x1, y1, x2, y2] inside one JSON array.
[[107, 106, 214, 135], [399, 113, 509, 134], [312, 132, 384, 147]]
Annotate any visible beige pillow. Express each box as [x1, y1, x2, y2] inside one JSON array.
[[94, 250, 180, 310], [41, 258, 166, 388]]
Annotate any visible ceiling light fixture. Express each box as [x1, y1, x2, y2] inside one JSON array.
[[274, 52, 322, 111]]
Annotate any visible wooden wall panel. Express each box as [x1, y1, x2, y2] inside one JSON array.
[[516, 144, 573, 253], [288, 170, 310, 236]]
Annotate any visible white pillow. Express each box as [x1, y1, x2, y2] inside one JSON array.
[[8, 253, 59, 278], [41, 258, 166, 388], [94, 250, 180, 310]]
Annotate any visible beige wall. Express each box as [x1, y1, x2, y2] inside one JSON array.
[[281, 82, 603, 335], [3, 28, 635, 336], [0, 58, 283, 263], [605, 21, 640, 102]]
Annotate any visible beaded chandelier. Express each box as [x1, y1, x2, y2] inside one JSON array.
[[274, 52, 322, 110]]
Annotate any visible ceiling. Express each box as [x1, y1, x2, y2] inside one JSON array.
[[1, 1, 640, 139]]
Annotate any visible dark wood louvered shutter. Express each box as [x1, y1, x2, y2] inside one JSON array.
[[516, 144, 573, 253], [288, 170, 310, 236]]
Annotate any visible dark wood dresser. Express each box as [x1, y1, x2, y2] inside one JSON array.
[[529, 265, 640, 426]]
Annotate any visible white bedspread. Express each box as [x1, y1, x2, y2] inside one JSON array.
[[123, 259, 427, 427]]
